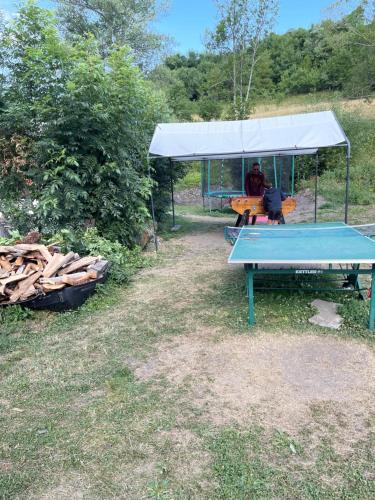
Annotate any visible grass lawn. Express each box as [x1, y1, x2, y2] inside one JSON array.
[[0, 207, 374, 498]]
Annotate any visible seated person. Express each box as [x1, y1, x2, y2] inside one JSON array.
[[244, 162, 266, 225], [263, 183, 287, 225]]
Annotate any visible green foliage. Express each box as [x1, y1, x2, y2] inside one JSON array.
[[175, 162, 201, 190], [151, 4, 375, 118], [0, 2, 175, 246], [0, 305, 33, 324], [290, 100, 375, 206], [299, 108, 375, 206], [50, 227, 149, 284], [0, 230, 23, 246], [55, 0, 169, 69]]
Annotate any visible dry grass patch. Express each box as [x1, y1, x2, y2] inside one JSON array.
[[136, 332, 375, 448]]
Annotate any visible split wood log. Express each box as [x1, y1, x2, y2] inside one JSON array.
[[43, 252, 75, 278], [57, 256, 98, 276], [20, 285, 37, 300], [15, 256, 24, 266], [88, 260, 109, 275], [24, 262, 41, 274], [0, 258, 12, 272], [9, 271, 42, 303], [15, 244, 53, 263], [62, 271, 95, 286], [23, 251, 45, 262], [0, 274, 29, 295], [40, 271, 89, 285], [0, 246, 20, 254], [42, 283, 66, 292]]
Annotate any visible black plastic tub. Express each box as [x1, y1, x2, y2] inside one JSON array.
[[17, 273, 108, 312]]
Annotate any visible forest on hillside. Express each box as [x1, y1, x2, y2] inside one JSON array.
[[151, 2, 375, 120]]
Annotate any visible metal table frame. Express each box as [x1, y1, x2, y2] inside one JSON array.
[[244, 264, 375, 329]]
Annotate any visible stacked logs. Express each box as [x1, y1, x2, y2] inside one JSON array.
[[0, 243, 108, 304]]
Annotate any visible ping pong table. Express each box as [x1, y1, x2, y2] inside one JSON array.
[[227, 222, 375, 329]]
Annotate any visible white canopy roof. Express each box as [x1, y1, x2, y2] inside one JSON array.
[[149, 110, 349, 161]]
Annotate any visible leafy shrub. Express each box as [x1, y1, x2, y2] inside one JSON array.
[[50, 227, 148, 284], [0, 230, 23, 246], [0, 3, 180, 246]]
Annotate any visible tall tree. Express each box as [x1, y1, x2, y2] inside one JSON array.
[[0, 1, 176, 244], [208, 0, 278, 118], [54, 0, 170, 70]]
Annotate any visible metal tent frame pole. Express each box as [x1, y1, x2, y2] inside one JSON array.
[[314, 152, 319, 223], [345, 144, 351, 224], [291, 156, 295, 196], [148, 158, 158, 252], [169, 158, 176, 228]]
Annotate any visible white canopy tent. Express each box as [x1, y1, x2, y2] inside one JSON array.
[[147, 110, 351, 247], [149, 111, 349, 161]]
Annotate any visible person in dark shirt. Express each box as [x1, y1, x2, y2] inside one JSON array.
[[244, 162, 265, 196], [263, 183, 287, 224], [244, 162, 266, 225]]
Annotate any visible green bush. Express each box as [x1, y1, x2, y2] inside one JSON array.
[[49, 227, 148, 284], [0, 2, 179, 247], [0, 230, 23, 246]]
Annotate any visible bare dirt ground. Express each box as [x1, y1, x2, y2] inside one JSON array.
[[137, 222, 375, 448]]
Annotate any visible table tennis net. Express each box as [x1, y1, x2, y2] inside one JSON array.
[[225, 223, 375, 242]]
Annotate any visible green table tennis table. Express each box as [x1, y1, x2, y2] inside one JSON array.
[[227, 222, 375, 329]]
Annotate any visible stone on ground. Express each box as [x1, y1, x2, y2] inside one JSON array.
[[309, 299, 343, 329]]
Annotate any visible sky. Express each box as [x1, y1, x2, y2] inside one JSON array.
[[1, 0, 340, 53]]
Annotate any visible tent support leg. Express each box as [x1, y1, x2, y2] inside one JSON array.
[[148, 160, 158, 252], [345, 146, 350, 224], [314, 153, 319, 223], [170, 159, 176, 228], [291, 156, 295, 196]]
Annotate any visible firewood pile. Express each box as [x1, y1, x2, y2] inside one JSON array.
[[0, 243, 108, 305]]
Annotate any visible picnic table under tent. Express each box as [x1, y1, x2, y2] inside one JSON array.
[[148, 110, 351, 227]]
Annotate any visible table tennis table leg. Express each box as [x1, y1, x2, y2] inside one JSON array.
[[369, 265, 375, 330], [246, 265, 255, 326]]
